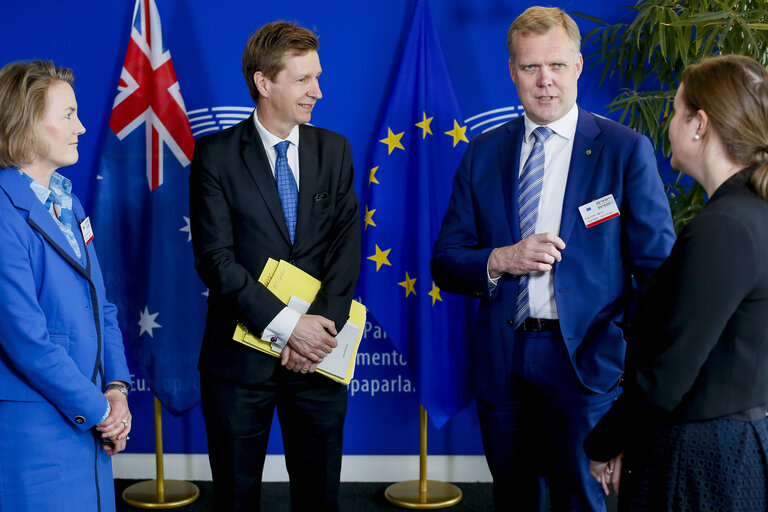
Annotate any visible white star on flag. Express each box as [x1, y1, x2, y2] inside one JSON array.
[[180, 216, 191, 242], [138, 306, 162, 337]]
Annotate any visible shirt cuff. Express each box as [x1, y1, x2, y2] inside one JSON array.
[[487, 253, 500, 293], [98, 402, 111, 424], [261, 307, 302, 349]]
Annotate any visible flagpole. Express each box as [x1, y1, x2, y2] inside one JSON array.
[[384, 404, 463, 509], [122, 396, 200, 509]]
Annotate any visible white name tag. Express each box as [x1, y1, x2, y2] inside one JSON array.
[[80, 217, 94, 245], [578, 194, 620, 228]]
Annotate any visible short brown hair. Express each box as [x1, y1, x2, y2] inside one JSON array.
[[507, 6, 581, 65], [681, 54, 768, 201], [242, 21, 319, 104], [0, 60, 73, 169]]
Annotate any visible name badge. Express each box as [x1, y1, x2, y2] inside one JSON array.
[[80, 217, 94, 245], [578, 194, 619, 228]]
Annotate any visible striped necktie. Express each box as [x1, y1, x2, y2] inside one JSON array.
[[274, 140, 298, 244], [515, 126, 553, 328]]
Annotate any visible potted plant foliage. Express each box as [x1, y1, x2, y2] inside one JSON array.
[[575, 0, 768, 232]]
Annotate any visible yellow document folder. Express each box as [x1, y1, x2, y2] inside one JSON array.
[[232, 258, 366, 385]]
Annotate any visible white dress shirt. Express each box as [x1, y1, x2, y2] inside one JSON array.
[[253, 108, 302, 347], [489, 103, 579, 319]]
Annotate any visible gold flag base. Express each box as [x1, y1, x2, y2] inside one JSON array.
[[121, 396, 200, 509], [122, 480, 200, 509], [385, 480, 463, 509], [384, 405, 462, 509]]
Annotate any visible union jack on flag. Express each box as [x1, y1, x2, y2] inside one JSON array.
[[109, 0, 194, 191], [93, 0, 205, 419]]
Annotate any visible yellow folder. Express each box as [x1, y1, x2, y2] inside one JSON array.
[[232, 258, 366, 385]]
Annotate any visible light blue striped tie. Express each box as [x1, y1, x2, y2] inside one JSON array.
[[274, 140, 298, 244], [515, 126, 553, 328]]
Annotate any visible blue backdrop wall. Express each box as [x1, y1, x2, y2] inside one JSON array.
[[1, 0, 639, 455]]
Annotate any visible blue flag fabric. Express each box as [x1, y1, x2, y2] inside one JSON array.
[[92, 0, 204, 415], [358, 0, 474, 428]]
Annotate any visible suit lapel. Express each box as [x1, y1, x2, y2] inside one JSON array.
[[0, 170, 85, 269], [500, 120, 525, 241], [559, 108, 603, 245], [295, 125, 319, 247], [239, 117, 292, 244]]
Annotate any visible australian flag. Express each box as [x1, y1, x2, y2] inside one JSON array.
[[93, 0, 204, 415], [357, 0, 474, 428]]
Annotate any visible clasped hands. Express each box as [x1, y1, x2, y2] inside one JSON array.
[[488, 232, 565, 278], [96, 385, 132, 455], [281, 314, 338, 374]]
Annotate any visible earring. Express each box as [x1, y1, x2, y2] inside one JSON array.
[[693, 134, 700, 141]]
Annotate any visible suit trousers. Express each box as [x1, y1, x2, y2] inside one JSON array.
[[200, 366, 347, 512], [477, 330, 618, 511]]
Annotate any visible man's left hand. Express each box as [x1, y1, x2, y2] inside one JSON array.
[[281, 345, 319, 374]]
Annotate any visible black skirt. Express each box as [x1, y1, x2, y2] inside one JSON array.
[[620, 417, 768, 511]]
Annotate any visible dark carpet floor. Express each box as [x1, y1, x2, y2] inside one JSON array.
[[115, 479, 618, 511]]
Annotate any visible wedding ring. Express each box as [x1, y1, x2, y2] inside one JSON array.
[[122, 419, 129, 427], [607, 469, 614, 475]]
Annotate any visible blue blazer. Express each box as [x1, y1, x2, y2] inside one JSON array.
[[0, 169, 130, 429], [431, 108, 675, 404]]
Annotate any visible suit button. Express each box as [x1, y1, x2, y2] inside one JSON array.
[[75, 415, 85, 424], [506, 318, 515, 327]]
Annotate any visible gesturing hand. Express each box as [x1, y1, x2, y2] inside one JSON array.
[[488, 232, 565, 278]]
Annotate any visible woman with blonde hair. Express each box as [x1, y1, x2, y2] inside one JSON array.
[[586, 53, 768, 511], [0, 60, 132, 511]]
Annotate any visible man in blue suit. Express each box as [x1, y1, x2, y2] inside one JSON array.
[[431, 6, 675, 511]]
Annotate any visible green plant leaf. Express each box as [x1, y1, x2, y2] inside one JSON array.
[[572, 11, 608, 24]]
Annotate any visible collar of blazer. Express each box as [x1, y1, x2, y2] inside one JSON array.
[[239, 116, 322, 247], [499, 106, 604, 247], [0, 169, 87, 269]]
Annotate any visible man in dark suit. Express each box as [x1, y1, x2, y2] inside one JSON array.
[[431, 6, 675, 511], [189, 21, 360, 512]]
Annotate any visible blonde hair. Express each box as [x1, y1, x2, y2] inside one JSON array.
[[0, 60, 73, 169], [507, 6, 581, 65], [681, 54, 768, 200]]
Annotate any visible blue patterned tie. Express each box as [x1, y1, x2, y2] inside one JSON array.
[[515, 126, 553, 328], [274, 140, 298, 244]]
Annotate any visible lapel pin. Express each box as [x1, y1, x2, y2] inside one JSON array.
[[586, 149, 592, 155]]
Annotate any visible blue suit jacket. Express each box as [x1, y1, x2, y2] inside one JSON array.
[[431, 108, 675, 404], [0, 169, 130, 430]]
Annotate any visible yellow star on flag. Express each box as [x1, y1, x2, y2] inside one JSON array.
[[415, 112, 433, 139], [369, 166, 379, 186], [379, 127, 405, 155], [398, 272, 417, 298], [445, 119, 469, 147], [364, 205, 376, 231], [428, 281, 443, 306], [367, 245, 392, 271]]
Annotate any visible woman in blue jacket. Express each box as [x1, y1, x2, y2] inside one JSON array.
[[0, 60, 133, 511]]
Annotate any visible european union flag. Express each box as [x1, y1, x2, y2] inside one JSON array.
[[358, 0, 473, 428], [92, 0, 205, 415]]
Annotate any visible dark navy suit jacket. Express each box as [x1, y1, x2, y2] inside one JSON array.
[[432, 108, 675, 404], [189, 116, 361, 385]]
